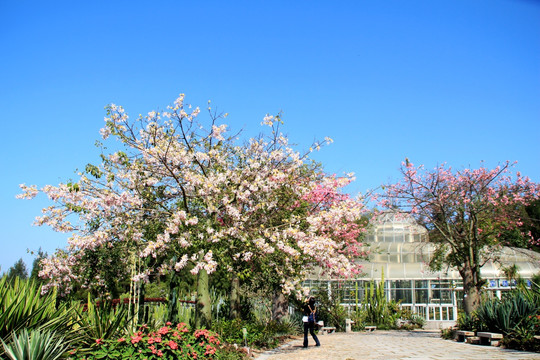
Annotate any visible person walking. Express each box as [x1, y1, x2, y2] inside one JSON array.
[[302, 296, 320, 348]]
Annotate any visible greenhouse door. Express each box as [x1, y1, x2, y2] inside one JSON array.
[[426, 305, 455, 321]]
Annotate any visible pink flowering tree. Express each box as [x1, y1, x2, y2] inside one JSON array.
[[18, 94, 366, 326], [238, 172, 367, 320], [380, 159, 540, 314]]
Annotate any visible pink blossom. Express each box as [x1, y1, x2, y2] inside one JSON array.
[[131, 334, 143, 344]]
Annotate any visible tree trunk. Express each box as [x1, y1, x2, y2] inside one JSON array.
[[460, 263, 481, 315], [137, 281, 146, 325], [168, 273, 178, 323], [271, 290, 288, 321], [195, 269, 212, 328], [230, 275, 241, 319]]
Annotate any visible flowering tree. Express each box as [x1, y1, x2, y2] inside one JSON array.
[[499, 199, 540, 251], [18, 94, 366, 326], [381, 160, 540, 314], [239, 173, 367, 320]]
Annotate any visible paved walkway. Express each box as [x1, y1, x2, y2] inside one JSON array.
[[254, 330, 540, 360]]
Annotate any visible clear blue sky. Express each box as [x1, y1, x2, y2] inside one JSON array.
[[1, 0, 539, 272]]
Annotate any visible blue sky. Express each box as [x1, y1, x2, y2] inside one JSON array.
[[1, 0, 539, 272]]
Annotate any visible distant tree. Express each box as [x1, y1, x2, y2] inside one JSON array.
[[381, 160, 540, 315], [499, 199, 540, 252], [30, 248, 47, 282], [7, 258, 28, 281], [522, 199, 540, 251]]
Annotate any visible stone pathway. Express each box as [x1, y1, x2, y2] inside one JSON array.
[[254, 330, 540, 360]]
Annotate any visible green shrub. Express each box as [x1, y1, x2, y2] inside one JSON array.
[[214, 317, 296, 350], [410, 314, 426, 328], [349, 309, 366, 331], [144, 282, 168, 299], [395, 310, 425, 330], [315, 286, 347, 331], [457, 312, 479, 331], [440, 327, 457, 340], [501, 313, 540, 352], [215, 319, 247, 345], [215, 318, 271, 348]]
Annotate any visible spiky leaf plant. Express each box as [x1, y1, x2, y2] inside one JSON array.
[[1, 329, 69, 360], [0, 277, 78, 358]]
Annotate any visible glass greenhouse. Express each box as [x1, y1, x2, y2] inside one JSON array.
[[304, 211, 540, 329]]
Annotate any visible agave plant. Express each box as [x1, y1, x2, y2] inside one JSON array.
[[73, 294, 131, 349], [1, 329, 69, 360], [269, 314, 303, 335], [475, 286, 539, 335], [0, 277, 78, 358]]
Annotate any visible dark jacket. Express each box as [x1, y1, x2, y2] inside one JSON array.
[[303, 300, 317, 318]]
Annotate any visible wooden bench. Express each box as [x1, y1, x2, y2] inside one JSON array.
[[364, 326, 377, 332], [477, 332, 503, 346], [456, 330, 475, 342], [466, 336, 480, 345], [320, 327, 336, 335]]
